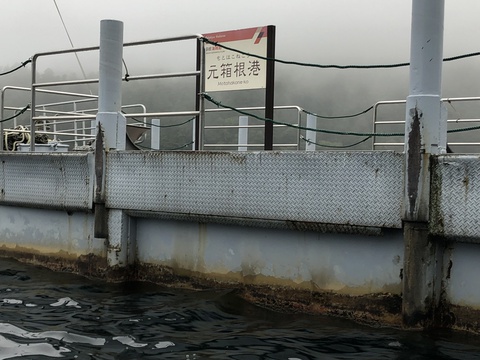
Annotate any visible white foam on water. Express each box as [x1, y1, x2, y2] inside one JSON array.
[[2, 299, 22, 305], [113, 335, 148, 348], [2, 299, 37, 307], [388, 341, 402, 347], [0, 334, 70, 359], [0, 322, 176, 356], [0, 323, 105, 346], [50, 297, 81, 308], [155, 341, 175, 349]]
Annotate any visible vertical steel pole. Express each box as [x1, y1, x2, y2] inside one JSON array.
[[404, 0, 445, 221], [151, 118, 161, 150], [263, 25, 275, 150], [305, 114, 317, 151], [402, 0, 446, 328], [0, 89, 4, 151], [238, 116, 248, 151], [96, 19, 126, 150], [29, 55, 38, 151], [195, 38, 205, 151]]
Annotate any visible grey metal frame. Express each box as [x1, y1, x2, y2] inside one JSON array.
[[29, 35, 204, 150], [372, 97, 480, 150]]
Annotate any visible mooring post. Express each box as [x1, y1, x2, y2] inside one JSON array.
[[96, 19, 126, 150], [402, 0, 447, 327], [95, 19, 131, 269]]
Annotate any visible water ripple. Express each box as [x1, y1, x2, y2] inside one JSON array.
[[0, 258, 478, 359]]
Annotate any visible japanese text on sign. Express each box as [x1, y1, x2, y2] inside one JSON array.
[[203, 27, 268, 92]]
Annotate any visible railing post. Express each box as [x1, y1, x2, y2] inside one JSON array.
[[305, 114, 317, 151], [402, 0, 447, 328], [151, 118, 161, 150], [238, 116, 248, 151], [0, 89, 4, 151], [96, 19, 126, 150]]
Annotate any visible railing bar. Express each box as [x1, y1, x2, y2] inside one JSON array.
[[204, 124, 287, 129], [204, 144, 298, 147], [31, 35, 202, 59]]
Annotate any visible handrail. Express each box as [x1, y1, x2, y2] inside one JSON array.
[[29, 34, 204, 150], [372, 97, 480, 151], [203, 105, 304, 150], [1, 85, 151, 149]]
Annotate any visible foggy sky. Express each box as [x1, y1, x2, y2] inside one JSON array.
[[1, 0, 480, 111], [2, 1, 479, 67]]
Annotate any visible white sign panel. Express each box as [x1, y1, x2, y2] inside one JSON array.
[[204, 26, 268, 92]]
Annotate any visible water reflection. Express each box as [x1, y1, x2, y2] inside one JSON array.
[[0, 258, 479, 359]]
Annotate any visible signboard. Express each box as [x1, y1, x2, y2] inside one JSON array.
[[203, 26, 268, 92]]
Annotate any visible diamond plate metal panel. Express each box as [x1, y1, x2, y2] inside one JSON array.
[[0, 153, 94, 210], [431, 155, 480, 242], [106, 151, 403, 229]]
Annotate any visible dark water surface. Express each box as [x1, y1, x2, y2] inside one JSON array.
[[0, 258, 479, 359]]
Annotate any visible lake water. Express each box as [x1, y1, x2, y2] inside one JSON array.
[[0, 258, 479, 359]]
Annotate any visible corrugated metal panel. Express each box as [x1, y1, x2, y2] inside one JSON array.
[[0, 152, 94, 210], [105, 151, 404, 229], [431, 155, 480, 242]]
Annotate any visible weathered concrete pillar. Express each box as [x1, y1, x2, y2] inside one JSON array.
[[107, 209, 136, 267], [402, 0, 447, 327]]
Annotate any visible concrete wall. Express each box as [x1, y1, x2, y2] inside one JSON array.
[[0, 206, 100, 257], [446, 242, 480, 309], [135, 219, 404, 295]]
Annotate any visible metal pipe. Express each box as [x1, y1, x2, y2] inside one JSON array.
[[151, 119, 161, 150], [96, 19, 125, 150], [196, 38, 206, 150], [33, 71, 200, 88], [238, 116, 248, 151], [33, 111, 199, 122], [30, 34, 201, 60], [30, 55, 38, 151], [402, 0, 445, 328], [2, 85, 99, 99], [0, 87, 4, 150], [203, 143, 297, 148], [204, 124, 286, 129], [98, 20, 123, 113], [206, 105, 303, 113], [296, 110, 302, 150]]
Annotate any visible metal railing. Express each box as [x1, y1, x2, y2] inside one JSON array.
[[2, 34, 315, 152], [0, 86, 153, 149], [372, 97, 480, 151], [28, 34, 204, 151], [203, 106, 304, 150]]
